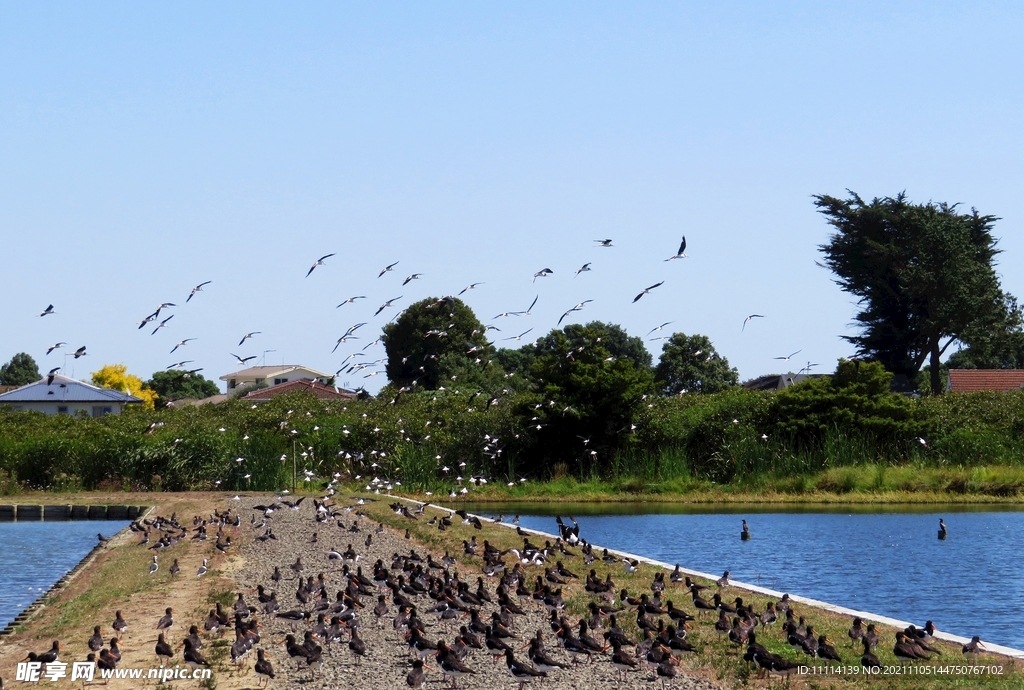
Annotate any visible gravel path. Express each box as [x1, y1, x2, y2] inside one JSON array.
[[233, 495, 726, 690]]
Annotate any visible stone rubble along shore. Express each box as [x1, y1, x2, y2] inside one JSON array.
[[233, 496, 724, 690]]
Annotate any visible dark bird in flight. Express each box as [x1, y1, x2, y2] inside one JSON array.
[[742, 314, 764, 332], [46, 367, 61, 385], [594, 239, 614, 247], [773, 350, 801, 361], [665, 236, 687, 261], [403, 274, 423, 286], [633, 282, 664, 303], [375, 296, 402, 316], [458, 282, 484, 295], [170, 338, 196, 354], [532, 268, 554, 282], [151, 315, 174, 335], [39, 304, 56, 317], [378, 261, 399, 278], [238, 332, 260, 346], [337, 296, 366, 308], [46, 342, 66, 355], [558, 300, 593, 325], [306, 253, 335, 277], [73, 346, 88, 359], [186, 281, 211, 302], [574, 263, 592, 277], [231, 353, 257, 365]]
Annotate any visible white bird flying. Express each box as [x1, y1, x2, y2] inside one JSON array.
[[39, 304, 56, 317], [665, 236, 687, 261], [378, 261, 399, 277], [170, 338, 196, 354], [773, 350, 802, 361], [633, 282, 664, 303], [186, 281, 211, 302], [238, 332, 261, 346], [742, 314, 764, 332], [46, 342, 66, 355], [336, 296, 366, 307], [458, 282, 484, 295], [306, 253, 335, 277], [532, 268, 553, 282], [574, 263, 592, 277]]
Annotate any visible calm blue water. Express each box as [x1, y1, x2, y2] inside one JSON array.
[[0, 520, 130, 630], [467, 505, 1024, 650]]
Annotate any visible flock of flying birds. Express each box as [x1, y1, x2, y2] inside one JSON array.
[[31, 234, 819, 390]]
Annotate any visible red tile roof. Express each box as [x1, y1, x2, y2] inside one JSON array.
[[242, 378, 357, 401], [947, 369, 1024, 393]]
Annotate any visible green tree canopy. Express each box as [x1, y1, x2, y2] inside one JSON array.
[[816, 191, 1014, 394], [0, 352, 41, 386], [653, 333, 738, 395], [146, 370, 220, 406], [516, 321, 655, 474], [382, 297, 491, 390]]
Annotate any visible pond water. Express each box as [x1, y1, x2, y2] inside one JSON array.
[[0, 520, 131, 630], [460, 502, 1024, 650]]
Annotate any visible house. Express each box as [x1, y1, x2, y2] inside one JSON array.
[[947, 369, 1024, 393], [220, 365, 330, 392], [241, 378, 358, 402], [742, 373, 826, 392], [0, 374, 143, 416]]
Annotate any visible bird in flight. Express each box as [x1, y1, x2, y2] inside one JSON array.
[[186, 281, 211, 302], [503, 328, 533, 342], [336, 296, 366, 308], [773, 350, 802, 361], [532, 268, 554, 282], [238, 332, 261, 346], [633, 282, 664, 303], [742, 314, 764, 332], [333, 323, 366, 352], [558, 300, 593, 325], [374, 296, 402, 316], [151, 315, 174, 335], [73, 346, 88, 359], [402, 273, 423, 286], [306, 253, 335, 278], [231, 353, 257, 365], [166, 360, 193, 369], [665, 236, 687, 261], [594, 239, 613, 247], [46, 342, 66, 355], [458, 282, 483, 295], [378, 261, 399, 278], [646, 321, 674, 336], [798, 361, 820, 374], [574, 263, 592, 277], [170, 338, 196, 354], [39, 304, 56, 317], [46, 367, 61, 385]]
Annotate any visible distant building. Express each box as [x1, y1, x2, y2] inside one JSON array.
[[220, 365, 330, 392], [947, 369, 1024, 393], [241, 378, 358, 402], [742, 373, 826, 392], [0, 374, 143, 416]]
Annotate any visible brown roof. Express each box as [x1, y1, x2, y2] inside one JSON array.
[[947, 369, 1024, 393], [242, 378, 357, 401], [219, 365, 329, 381]]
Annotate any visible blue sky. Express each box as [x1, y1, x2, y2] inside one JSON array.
[[2, 2, 1022, 392]]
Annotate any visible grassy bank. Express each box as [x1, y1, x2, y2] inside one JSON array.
[[394, 463, 1024, 504]]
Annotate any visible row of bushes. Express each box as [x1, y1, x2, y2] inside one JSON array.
[[1, 361, 1023, 494]]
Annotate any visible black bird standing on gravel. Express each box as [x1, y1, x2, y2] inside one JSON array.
[[254, 649, 274, 687]]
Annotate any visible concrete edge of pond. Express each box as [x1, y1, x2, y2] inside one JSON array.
[[392, 494, 1024, 661], [0, 505, 154, 639]]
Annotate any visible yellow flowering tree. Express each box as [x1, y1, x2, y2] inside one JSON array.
[[91, 364, 158, 409]]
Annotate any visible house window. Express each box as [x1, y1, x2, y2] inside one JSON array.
[[92, 406, 113, 417], [274, 378, 288, 385], [229, 379, 236, 389], [57, 406, 69, 414]]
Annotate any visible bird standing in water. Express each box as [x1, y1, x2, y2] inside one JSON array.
[[938, 519, 947, 540], [741, 520, 751, 541]]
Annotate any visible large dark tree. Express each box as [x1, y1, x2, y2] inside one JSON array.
[[817, 191, 1013, 394], [654, 333, 738, 395], [146, 370, 220, 406], [382, 297, 491, 390], [517, 322, 655, 473], [0, 352, 40, 386]]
